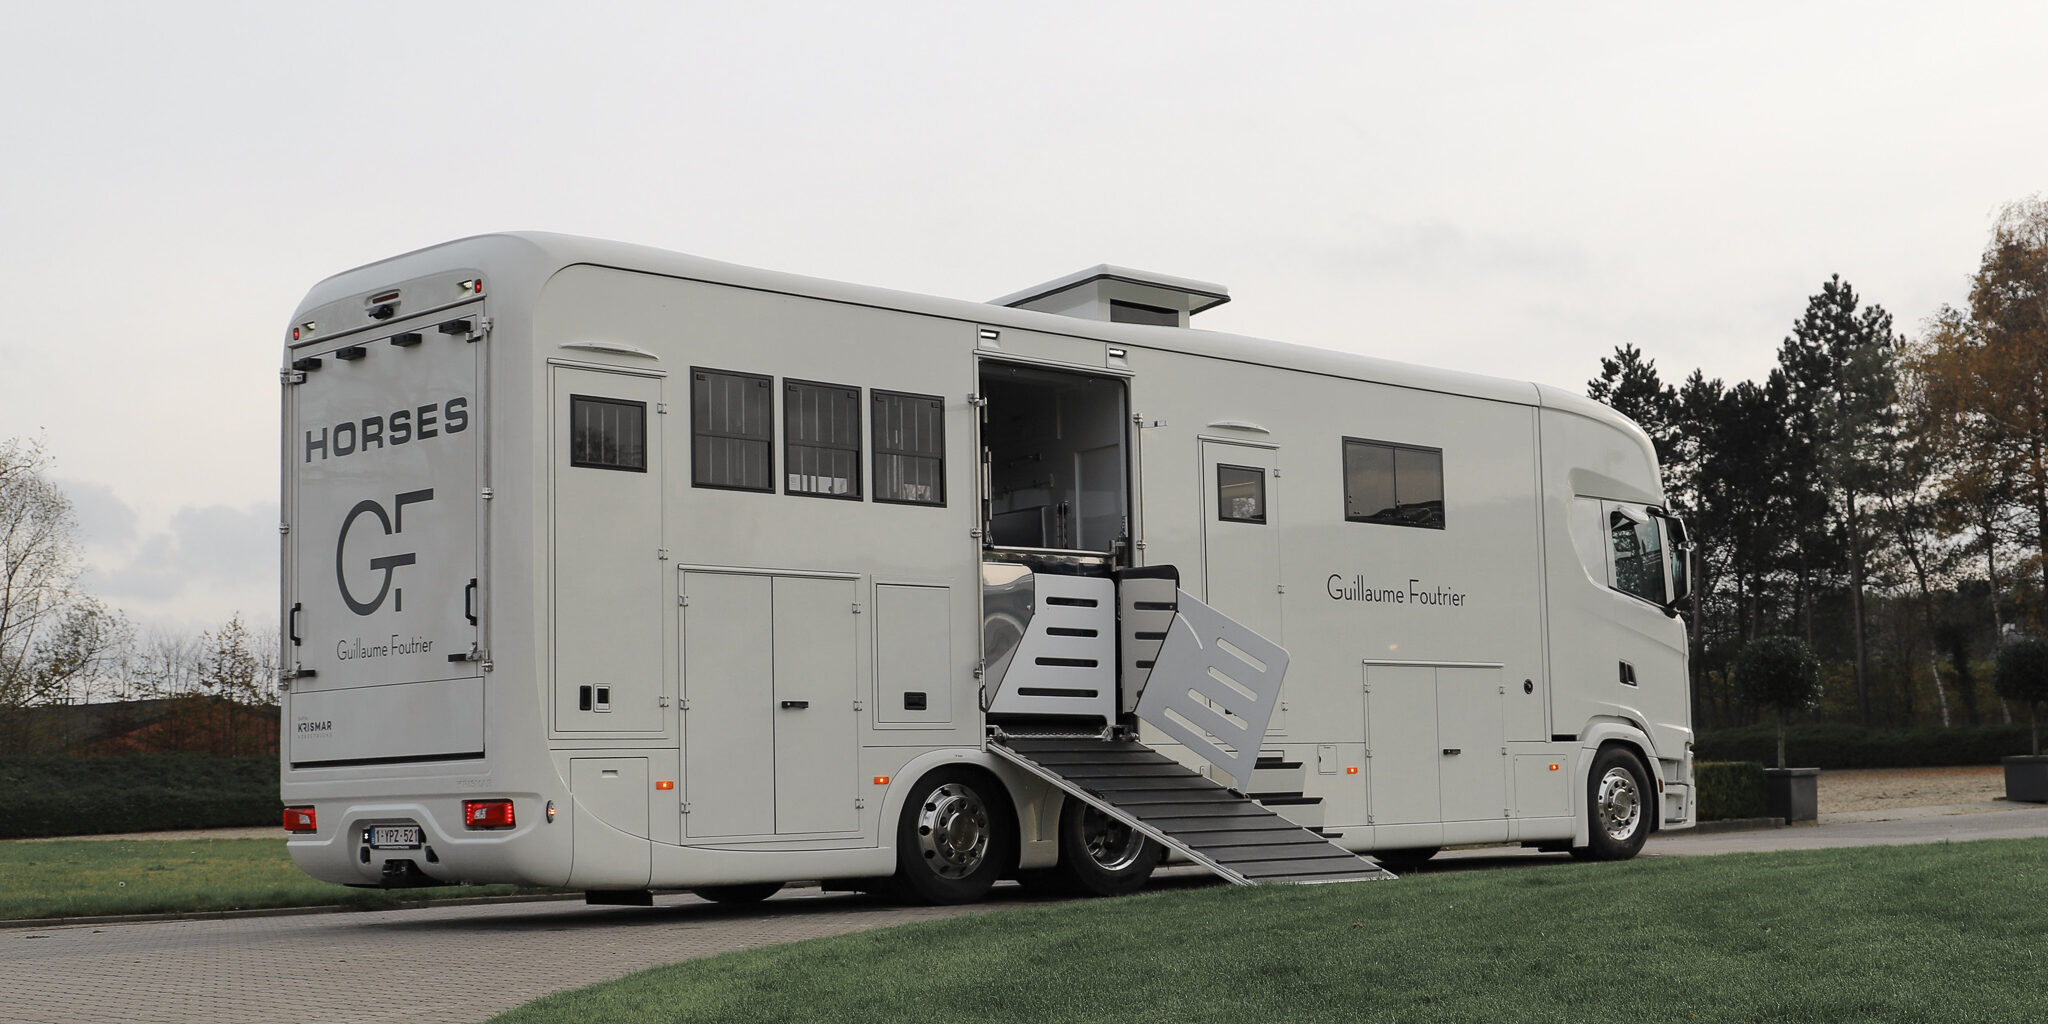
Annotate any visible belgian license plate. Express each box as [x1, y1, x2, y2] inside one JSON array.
[[367, 825, 423, 849]]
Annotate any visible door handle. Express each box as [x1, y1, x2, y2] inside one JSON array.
[[1442, 748, 1462, 756], [464, 579, 478, 626], [780, 700, 810, 709]]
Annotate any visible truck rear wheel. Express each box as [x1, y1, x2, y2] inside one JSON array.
[[893, 769, 1012, 905], [1041, 799, 1160, 897], [1573, 747, 1650, 861]]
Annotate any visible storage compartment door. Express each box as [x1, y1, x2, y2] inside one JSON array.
[[1435, 667, 1508, 823], [772, 575, 860, 834], [1364, 665, 1440, 826], [682, 571, 775, 839]]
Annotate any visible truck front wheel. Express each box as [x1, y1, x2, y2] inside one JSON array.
[[1573, 747, 1651, 861]]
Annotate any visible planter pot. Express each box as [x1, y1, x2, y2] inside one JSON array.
[[2004, 755, 2048, 803], [1763, 767, 1819, 824]]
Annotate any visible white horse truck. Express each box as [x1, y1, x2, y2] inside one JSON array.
[[279, 232, 1694, 904]]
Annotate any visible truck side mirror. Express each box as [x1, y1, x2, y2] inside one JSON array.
[[1654, 510, 1693, 613]]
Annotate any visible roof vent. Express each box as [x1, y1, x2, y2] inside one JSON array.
[[990, 264, 1228, 329]]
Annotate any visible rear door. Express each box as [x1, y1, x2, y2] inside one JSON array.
[[285, 309, 485, 766]]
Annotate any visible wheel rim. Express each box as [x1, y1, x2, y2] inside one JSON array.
[[1595, 766, 1642, 841], [916, 782, 991, 879], [1079, 806, 1146, 872]]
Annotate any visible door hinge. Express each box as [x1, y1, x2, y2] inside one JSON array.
[[479, 316, 494, 335], [278, 522, 290, 535], [851, 700, 863, 711], [680, 801, 691, 814], [1276, 584, 1285, 595], [678, 595, 690, 607], [656, 402, 669, 414], [657, 548, 670, 560], [973, 659, 985, 680], [967, 393, 988, 407], [854, 797, 866, 810], [968, 528, 984, 539], [480, 487, 494, 500], [280, 368, 306, 385], [678, 698, 691, 711], [658, 696, 671, 708]]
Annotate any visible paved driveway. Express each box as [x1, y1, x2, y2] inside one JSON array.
[[0, 886, 1049, 1024], [5, 804, 2044, 1024]]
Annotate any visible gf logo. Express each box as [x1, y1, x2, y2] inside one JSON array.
[[336, 489, 434, 615]]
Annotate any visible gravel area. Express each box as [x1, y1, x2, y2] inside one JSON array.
[[1817, 764, 2007, 814]]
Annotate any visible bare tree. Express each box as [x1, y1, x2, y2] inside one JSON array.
[[0, 437, 122, 713]]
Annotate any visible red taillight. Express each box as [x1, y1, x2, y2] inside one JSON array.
[[283, 807, 317, 833], [463, 799, 516, 829]]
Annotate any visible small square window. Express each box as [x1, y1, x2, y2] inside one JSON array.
[[569, 396, 647, 472], [1217, 464, 1266, 523]]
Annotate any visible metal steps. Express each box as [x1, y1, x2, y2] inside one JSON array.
[[991, 736, 1394, 886]]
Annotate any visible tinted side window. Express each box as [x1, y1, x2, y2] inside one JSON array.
[[785, 379, 862, 499], [1610, 509, 1667, 603], [570, 396, 647, 472], [692, 368, 773, 491], [873, 390, 944, 506], [1343, 438, 1444, 529]]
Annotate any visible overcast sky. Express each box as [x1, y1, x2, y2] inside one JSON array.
[[2, 2, 2043, 633]]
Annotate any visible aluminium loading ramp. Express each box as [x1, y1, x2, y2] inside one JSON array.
[[990, 736, 1395, 886]]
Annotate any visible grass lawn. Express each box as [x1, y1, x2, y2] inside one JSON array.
[[493, 838, 2048, 1024], [0, 838, 554, 920]]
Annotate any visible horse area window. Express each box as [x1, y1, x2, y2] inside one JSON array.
[[873, 390, 944, 506], [569, 395, 647, 472], [692, 368, 773, 491], [785, 379, 863, 499]]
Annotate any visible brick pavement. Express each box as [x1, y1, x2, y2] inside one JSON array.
[[0, 886, 1032, 1024]]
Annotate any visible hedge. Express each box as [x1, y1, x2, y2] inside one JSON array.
[[1695, 723, 2037, 769], [1695, 761, 1767, 821], [0, 755, 279, 839]]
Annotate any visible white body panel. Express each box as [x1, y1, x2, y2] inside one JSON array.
[[280, 233, 1692, 890]]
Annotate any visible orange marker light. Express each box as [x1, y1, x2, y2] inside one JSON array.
[[1549, 763, 1561, 771], [655, 780, 675, 791], [1346, 766, 1359, 775], [873, 775, 891, 785]]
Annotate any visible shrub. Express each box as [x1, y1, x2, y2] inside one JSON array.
[[0, 754, 279, 838], [1695, 723, 2038, 768], [1993, 637, 2048, 756], [1695, 761, 1767, 821]]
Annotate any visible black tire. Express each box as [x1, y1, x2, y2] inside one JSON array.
[[690, 882, 782, 904], [1042, 798, 1161, 897], [892, 768, 1013, 905], [1371, 846, 1441, 871], [1576, 746, 1651, 861]]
